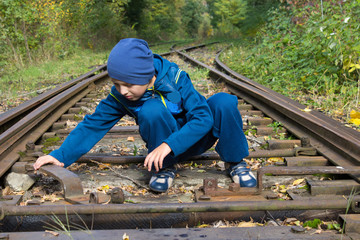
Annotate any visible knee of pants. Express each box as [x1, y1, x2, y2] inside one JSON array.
[[138, 98, 169, 123], [207, 92, 238, 114]]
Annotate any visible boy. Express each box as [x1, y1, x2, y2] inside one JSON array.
[[34, 38, 256, 193]]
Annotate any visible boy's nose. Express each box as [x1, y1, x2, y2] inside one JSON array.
[[120, 87, 129, 95]]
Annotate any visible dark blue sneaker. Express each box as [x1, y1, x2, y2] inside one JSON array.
[[149, 168, 176, 193], [228, 162, 257, 187]]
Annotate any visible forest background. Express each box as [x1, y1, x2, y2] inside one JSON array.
[[1, 0, 359, 127]]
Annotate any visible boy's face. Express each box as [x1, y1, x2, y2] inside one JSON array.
[[111, 76, 155, 101]]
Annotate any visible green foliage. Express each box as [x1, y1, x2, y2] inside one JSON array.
[[133, 144, 138, 156], [213, 0, 247, 35], [303, 218, 321, 228], [181, 0, 206, 38], [0, 48, 108, 104], [222, 0, 360, 116], [137, 0, 181, 41], [42, 136, 61, 148], [327, 222, 341, 231]]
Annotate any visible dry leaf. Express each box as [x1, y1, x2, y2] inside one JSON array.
[[268, 157, 283, 163], [310, 229, 322, 235], [2, 186, 11, 196], [45, 230, 59, 236], [293, 178, 305, 186], [98, 185, 110, 191], [237, 221, 257, 227], [349, 110, 360, 126], [127, 136, 135, 142], [350, 110, 360, 119], [123, 233, 129, 240], [98, 163, 111, 170], [197, 224, 209, 228], [301, 107, 312, 112]]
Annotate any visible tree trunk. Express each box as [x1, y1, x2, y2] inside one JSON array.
[[22, 21, 33, 64]]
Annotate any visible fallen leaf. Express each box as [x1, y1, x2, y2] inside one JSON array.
[[127, 136, 135, 142], [349, 118, 360, 126], [123, 233, 129, 240], [350, 110, 360, 119], [268, 157, 283, 163], [349, 110, 360, 126], [197, 224, 209, 228], [197, 170, 206, 173], [301, 107, 312, 112], [237, 221, 257, 227], [98, 163, 111, 170], [45, 230, 59, 236], [2, 186, 11, 196], [310, 229, 322, 235], [293, 178, 305, 186], [98, 185, 110, 191]]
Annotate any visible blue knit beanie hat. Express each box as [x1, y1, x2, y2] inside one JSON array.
[[107, 38, 154, 85]]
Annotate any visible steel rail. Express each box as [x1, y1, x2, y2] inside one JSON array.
[[1, 198, 358, 219], [0, 64, 106, 134], [1, 42, 359, 228], [215, 47, 360, 146], [0, 71, 109, 178], [176, 50, 360, 171]]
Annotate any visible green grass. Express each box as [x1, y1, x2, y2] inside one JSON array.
[[0, 48, 109, 106], [0, 40, 194, 109]]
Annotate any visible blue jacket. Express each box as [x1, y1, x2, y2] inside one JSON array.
[[50, 54, 214, 167]]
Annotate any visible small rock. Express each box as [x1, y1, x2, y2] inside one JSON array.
[[5, 172, 35, 191], [23, 191, 33, 201], [265, 220, 279, 226], [291, 226, 306, 234]]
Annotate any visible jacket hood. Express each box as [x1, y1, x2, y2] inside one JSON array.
[[153, 54, 181, 104]]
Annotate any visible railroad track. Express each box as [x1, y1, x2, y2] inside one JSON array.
[[0, 43, 360, 239]]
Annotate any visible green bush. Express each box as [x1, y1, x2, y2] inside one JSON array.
[[222, 0, 360, 117]]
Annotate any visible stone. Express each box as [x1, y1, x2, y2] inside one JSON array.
[[5, 172, 35, 192]]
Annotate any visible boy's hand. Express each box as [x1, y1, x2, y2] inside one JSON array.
[[33, 155, 64, 170], [144, 143, 172, 172]]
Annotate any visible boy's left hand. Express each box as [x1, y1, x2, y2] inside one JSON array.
[[144, 143, 172, 172]]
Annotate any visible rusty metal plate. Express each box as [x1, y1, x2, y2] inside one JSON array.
[[39, 165, 84, 202]]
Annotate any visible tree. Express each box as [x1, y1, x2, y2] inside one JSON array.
[[214, 0, 247, 28], [181, 0, 205, 38]]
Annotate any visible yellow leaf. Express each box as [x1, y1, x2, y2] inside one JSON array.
[[123, 233, 129, 240], [268, 157, 283, 163], [99, 185, 110, 191], [238, 221, 257, 227], [98, 163, 111, 170], [349, 118, 360, 126], [301, 107, 312, 112], [197, 224, 209, 228], [350, 110, 360, 119], [279, 185, 287, 193], [293, 178, 305, 186]]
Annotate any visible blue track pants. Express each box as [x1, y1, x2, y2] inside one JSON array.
[[138, 92, 249, 169]]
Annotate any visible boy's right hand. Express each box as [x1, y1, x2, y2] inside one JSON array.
[[33, 155, 64, 170]]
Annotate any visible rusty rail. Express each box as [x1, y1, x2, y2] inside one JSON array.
[[177, 49, 360, 172], [2, 197, 360, 219], [0, 71, 109, 178], [0, 64, 106, 134]]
